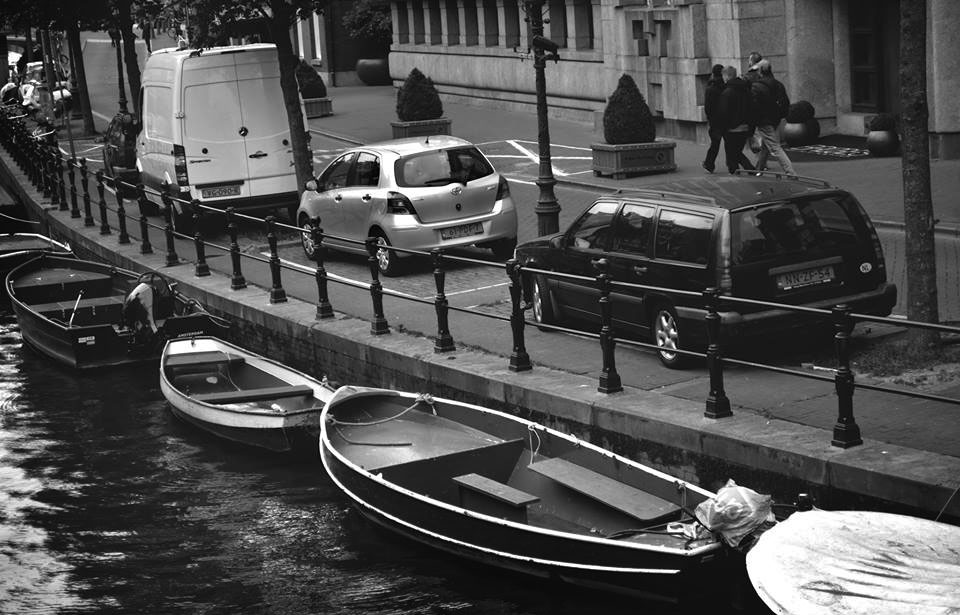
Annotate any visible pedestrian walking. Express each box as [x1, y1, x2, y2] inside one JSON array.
[[750, 59, 796, 176], [717, 66, 756, 174], [702, 64, 725, 173]]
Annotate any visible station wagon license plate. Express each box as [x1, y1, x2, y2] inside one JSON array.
[[200, 184, 241, 199], [776, 265, 835, 291], [440, 222, 483, 240]]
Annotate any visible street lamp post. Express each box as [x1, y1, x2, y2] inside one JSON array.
[[523, 0, 561, 236]]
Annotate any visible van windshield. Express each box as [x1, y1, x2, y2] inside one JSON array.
[[731, 196, 861, 265]]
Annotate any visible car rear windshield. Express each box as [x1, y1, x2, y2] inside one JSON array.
[[731, 196, 863, 265], [395, 147, 493, 188]]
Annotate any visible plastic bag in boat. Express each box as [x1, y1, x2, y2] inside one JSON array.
[[694, 479, 775, 548]]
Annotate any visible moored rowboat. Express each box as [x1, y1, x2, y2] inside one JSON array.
[[161, 336, 336, 454], [320, 386, 726, 600]]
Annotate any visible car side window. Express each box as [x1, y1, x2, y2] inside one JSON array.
[[354, 152, 380, 187], [612, 203, 655, 256], [654, 210, 713, 265], [568, 201, 619, 250], [319, 152, 356, 191]]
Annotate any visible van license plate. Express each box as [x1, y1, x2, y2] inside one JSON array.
[[201, 185, 241, 198], [440, 222, 483, 240], [776, 265, 834, 291]]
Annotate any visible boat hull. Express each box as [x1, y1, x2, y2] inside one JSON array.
[[320, 387, 725, 600], [160, 337, 334, 454], [6, 255, 222, 370]]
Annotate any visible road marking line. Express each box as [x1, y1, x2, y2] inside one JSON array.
[[505, 177, 536, 185], [507, 139, 568, 176], [513, 139, 593, 152], [446, 282, 509, 297]]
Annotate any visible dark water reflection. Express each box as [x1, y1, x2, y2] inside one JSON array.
[[0, 314, 746, 614]]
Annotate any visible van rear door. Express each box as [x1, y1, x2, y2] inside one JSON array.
[[235, 56, 298, 197], [181, 54, 248, 199]]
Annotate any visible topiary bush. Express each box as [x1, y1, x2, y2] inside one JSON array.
[[296, 59, 327, 99], [785, 100, 815, 123], [602, 74, 656, 145], [868, 113, 897, 132], [396, 68, 443, 122]]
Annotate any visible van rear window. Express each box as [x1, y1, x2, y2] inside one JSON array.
[[395, 147, 493, 187], [732, 197, 860, 265]]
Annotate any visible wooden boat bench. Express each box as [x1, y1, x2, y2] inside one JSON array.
[[31, 295, 127, 324], [192, 384, 314, 404], [453, 472, 540, 523], [165, 352, 246, 376], [14, 269, 114, 304], [528, 457, 681, 525]]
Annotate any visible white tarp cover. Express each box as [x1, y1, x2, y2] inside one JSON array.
[[746, 509, 960, 615]]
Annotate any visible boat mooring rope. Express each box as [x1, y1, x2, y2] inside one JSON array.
[[328, 393, 437, 446]]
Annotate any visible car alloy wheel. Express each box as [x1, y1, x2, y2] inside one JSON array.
[[299, 216, 316, 260], [531, 274, 556, 330], [374, 232, 399, 276], [653, 304, 685, 368]]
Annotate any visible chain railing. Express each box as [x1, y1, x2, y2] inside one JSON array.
[[3, 109, 958, 452]]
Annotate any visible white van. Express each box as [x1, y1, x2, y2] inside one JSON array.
[[137, 43, 307, 231]]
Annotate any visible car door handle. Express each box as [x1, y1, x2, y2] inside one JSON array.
[[632, 265, 648, 275], [248, 151, 267, 159], [361, 194, 371, 202], [333, 194, 342, 202]]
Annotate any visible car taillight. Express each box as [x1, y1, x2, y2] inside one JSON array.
[[386, 191, 417, 216], [716, 213, 732, 295], [174, 144, 189, 186], [496, 176, 510, 200], [855, 202, 887, 281]]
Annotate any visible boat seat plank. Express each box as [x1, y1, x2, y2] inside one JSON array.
[[193, 384, 313, 404], [165, 351, 247, 369], [528, 457, 680, 524], [453, 473, 540, 508]]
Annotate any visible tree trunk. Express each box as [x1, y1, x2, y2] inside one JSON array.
[[900, 0, 939, 347], [117, 0, 142, 116], [269, 0, 313, 211], [67, 27, 96, 136], [0, 34, 8, 84]]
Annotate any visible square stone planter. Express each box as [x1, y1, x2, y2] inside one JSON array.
[[391, 118, 452, 139], [304, 97, 333, 119], [591, 139, 677, 179]]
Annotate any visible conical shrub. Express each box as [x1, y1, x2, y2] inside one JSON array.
[[396, 68, 443, 122], [602, 74, 656, 145], [296, 59, 327, 99]]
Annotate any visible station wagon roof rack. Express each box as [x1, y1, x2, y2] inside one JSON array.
[[614, 188, 718, 206], [733, 169, 834, 189]]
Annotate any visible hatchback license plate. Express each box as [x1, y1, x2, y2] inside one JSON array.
[[777, 265, 834, 291], [201, 184, 241, 199], [440, 222, 483, 240]]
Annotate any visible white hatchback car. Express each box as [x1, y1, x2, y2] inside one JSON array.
[[296, 136, 518, 275]]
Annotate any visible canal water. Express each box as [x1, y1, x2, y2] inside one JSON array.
[[0, 313, 757, 615]]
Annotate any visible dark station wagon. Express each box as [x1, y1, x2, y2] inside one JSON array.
[[514, 173, 897, 367]]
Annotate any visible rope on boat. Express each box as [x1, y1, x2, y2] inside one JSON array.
[[0, 211, 40, 224], [327, 393, 436, 446], [526, 423, 542, 466], [936, 483, 960, 522]]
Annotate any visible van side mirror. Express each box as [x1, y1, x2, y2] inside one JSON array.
[[305, 179, 318, 192]]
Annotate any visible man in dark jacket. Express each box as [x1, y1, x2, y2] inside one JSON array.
[[717, 66, 756, 174], [702, 64, 725, 173], [751, 60, 796, 175]]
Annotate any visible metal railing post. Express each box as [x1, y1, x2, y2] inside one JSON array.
[[365, 237, 389, 334], [161, 185, 179, 266], [595, 258, 623, 393], [42, 146, 53, 200], [68, 156, 80, 218], [506, 259, 532, 372], [96, 170, 111, 235], [227, 208, 246, 289], [703, 287, 732, 418], [192, 199, 209, 277], [310, 218, 332, 318], [81, 158, 94, 227], [56, 151, 67, 210], [115, 181, 130, 244], [831, 304, 862, 448], [432, 249, 455, 352], [266, 216, 286, 302], [136, 184, 152, 254]]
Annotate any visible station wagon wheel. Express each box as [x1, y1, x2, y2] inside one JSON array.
[[652, 303, 686, 369], [373, 231, 400, 277], [299, 215, 317, 260], [531, 274, 556, 330]]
